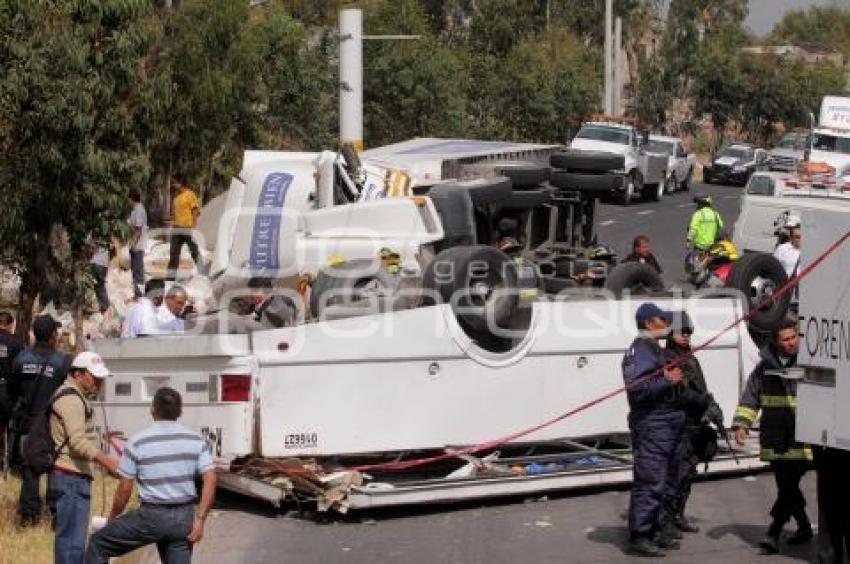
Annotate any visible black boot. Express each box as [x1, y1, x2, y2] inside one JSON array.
[[786, 527, 813, 545], [655, 527, 681, 550], [629, 535, 665, 557], [674, 514, 700, 533], [759, 522, 783, 554], [787, 512, 813, 545]]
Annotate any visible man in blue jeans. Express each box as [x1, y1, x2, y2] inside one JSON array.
[[86, 387, 216, 564], [128, 188, 147, 298], [49, 352, 119, 564]]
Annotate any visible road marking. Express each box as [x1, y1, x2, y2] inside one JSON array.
[[600, 220, 616, 226], [724, 195, 739, 199], [636, 210, 654, 215], [678, 203, 691, 208]]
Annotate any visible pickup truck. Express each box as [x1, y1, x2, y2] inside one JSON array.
[[647, 134, 696, 193], [565, 119, 668, 204]]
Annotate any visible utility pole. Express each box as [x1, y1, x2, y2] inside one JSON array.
[[603, 0, 613, 114], [338, 8, 420, 151], [614, 16, 623, 116], [339, 9, 363, 152]]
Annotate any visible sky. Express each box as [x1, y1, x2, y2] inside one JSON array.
[[745, 0, 847, 36]]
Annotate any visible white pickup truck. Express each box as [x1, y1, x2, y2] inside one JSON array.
[[648, 134, 696, 193], [566, 119, 668, 204]]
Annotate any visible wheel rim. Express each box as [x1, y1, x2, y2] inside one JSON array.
[[666, 175, 676, 194], [624, 176, 636, 202], [750, 275, 777, 308]]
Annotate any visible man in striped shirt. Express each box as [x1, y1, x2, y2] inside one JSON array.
[[85, 387, 216, 564]]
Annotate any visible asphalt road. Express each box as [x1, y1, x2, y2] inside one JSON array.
[[596, 182, 745, 287], [193, 181, 820, 564]]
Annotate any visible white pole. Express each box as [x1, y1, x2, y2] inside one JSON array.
[[603, 0, 613, 115], [339, 8, 363, 151], [614, 16, 623, 116]]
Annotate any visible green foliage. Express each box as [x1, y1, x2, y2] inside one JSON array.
[[468, 31, 598, 142], [691, 42, 743, 145], [767, 7, 850, 57], [0, 0, 154, 317], [364, 0, 466, 146]]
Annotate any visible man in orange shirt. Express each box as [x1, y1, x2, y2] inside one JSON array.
[[167, 176, 206, 279]]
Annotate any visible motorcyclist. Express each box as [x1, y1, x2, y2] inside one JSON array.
[[687, 195, 724, 252]]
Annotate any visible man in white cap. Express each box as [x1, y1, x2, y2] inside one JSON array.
[[49, 352, 119, 564]]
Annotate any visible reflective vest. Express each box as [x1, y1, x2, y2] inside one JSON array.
[[688, 207, 724, 251]]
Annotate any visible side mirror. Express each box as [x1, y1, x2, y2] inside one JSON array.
[[641, 130, 650, 146]]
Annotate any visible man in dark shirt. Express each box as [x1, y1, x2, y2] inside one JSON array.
[[623, 235, 663, 274], [0, 311, 24, 470], [8, 314, 72, 525]]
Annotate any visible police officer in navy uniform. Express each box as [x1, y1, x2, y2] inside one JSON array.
[[0, 311, 24, 468], [7, 314, 71, 526], [623, 303, 685, 557], [664, 311, 722, 534]]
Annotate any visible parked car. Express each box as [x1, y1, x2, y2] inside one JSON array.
[[767, 131, 810, 172], [647, 135, 695, 193], [703, 143, 768, 186]]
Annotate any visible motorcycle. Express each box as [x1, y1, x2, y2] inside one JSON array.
[[685, 239, 739, 289]]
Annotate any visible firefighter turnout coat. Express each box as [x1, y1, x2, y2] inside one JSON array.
[[733, 345, 812, 462]]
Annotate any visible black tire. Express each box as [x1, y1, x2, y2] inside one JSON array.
[[644, 181, 663, 202], [501, 189, 551, 210], [310, 259, 404, 320], [422, 245, 519, 333], [702, 170, 712, 185], [550, 150, 625, 173], [664, 173, 677, 195], [491, 162, 550, 190], [619, 171, 641, 205], [428, 184, 477, 252], [681, 167, 693, 191], [450, 176, 513, 206], [724, 252, 791, 331], [604, 262, 665, 298], [550, 171, 623, 192]]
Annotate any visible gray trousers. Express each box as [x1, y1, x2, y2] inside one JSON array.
[[85, 503, 195, 564]]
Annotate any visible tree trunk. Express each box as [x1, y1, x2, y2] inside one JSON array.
[[71, 298, 85, 352], [16, 279, 37, 345]]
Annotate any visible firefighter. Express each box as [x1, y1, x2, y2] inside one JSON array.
[[623, 303, 685, 557], [733, 318, 812, 555], [664, 311, 723, 534]]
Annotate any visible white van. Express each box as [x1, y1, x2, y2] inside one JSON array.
[[732, 171, 850, 253]]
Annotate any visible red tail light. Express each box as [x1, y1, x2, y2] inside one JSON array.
[[221, 375, 251, 402]]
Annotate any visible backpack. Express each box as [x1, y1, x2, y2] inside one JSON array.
[[21, 388, 87, 474]]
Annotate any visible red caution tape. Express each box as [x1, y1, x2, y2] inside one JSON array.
[[349, 231, 850, 473]]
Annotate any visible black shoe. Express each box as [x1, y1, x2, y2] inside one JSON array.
[[786, 528, 813, 545], [655, 534, 681, 550], [675, 515, 700, 533], [628, 537, 666, 557], [758, 535, 780, 554], [662, 522, 683, 540]]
